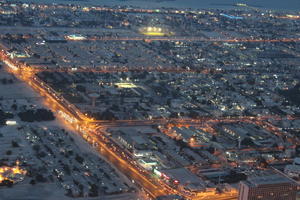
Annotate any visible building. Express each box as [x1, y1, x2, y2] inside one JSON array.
[[284, 157, 300, 178], [159, 167, 206, 193], [238, 172, 298, 200], [137, 158, 157, 170], [155, 195, 185, 200], [284, 164, 300, 178], [65, 34, 87, 41]]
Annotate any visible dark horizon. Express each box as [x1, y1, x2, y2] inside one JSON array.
[[12, 0, 300, 11]]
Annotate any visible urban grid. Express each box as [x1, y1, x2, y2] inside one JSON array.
[[0, 1, 299, 200]]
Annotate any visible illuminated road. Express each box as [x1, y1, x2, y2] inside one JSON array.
[[1, 26, 299, 44], [90, 115, 291, 127], [17, 65, 300, 78], [27, 66, 213, 74], [84, 36, 300, 43], [89, 131, 167, 198]]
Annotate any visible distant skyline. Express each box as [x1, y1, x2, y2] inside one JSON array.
[[15, 0, 300, 10]]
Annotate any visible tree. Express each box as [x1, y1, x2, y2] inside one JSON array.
[[211, 135, 217, 142], [241, 137, 255, 146], [66, 189, 73, 197], [0, 179, 13, 187], [11, 140, 19, 148], [35, 174, 47, 182], [11, 104, 17, 111], [170, 112, 179, 118], [188, 111, 199, 119], [100, 109, 117, 120], [37, 151, 46, 158], [32, 144, 40, 152], [111, 104, 120, 111], [223, 170, 247, 183], [35, 109, 55, 121], [76, 85, 86, 93], [258, 157, 268, 168], [0, 109, 13, 125], [63, 164, 71, 176], [18, 110, 35, 122], [89, 184, 98, 197], [175, 139, 188, 150], [18, 109, 55, 122], [29, 179, 36, 185], [75, 154, 84, 164], [207, 146, 215, 154], [1, 78, 7, 84]]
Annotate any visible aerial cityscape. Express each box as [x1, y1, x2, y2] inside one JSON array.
[[0, 0, 299, 200]]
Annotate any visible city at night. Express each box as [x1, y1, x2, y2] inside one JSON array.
[[0, 0, 299, 200]]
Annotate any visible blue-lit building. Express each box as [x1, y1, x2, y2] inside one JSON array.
[[220, 13, 244, 20]]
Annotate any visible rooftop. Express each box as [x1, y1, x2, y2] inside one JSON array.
[[243, 172, 296, 187]]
